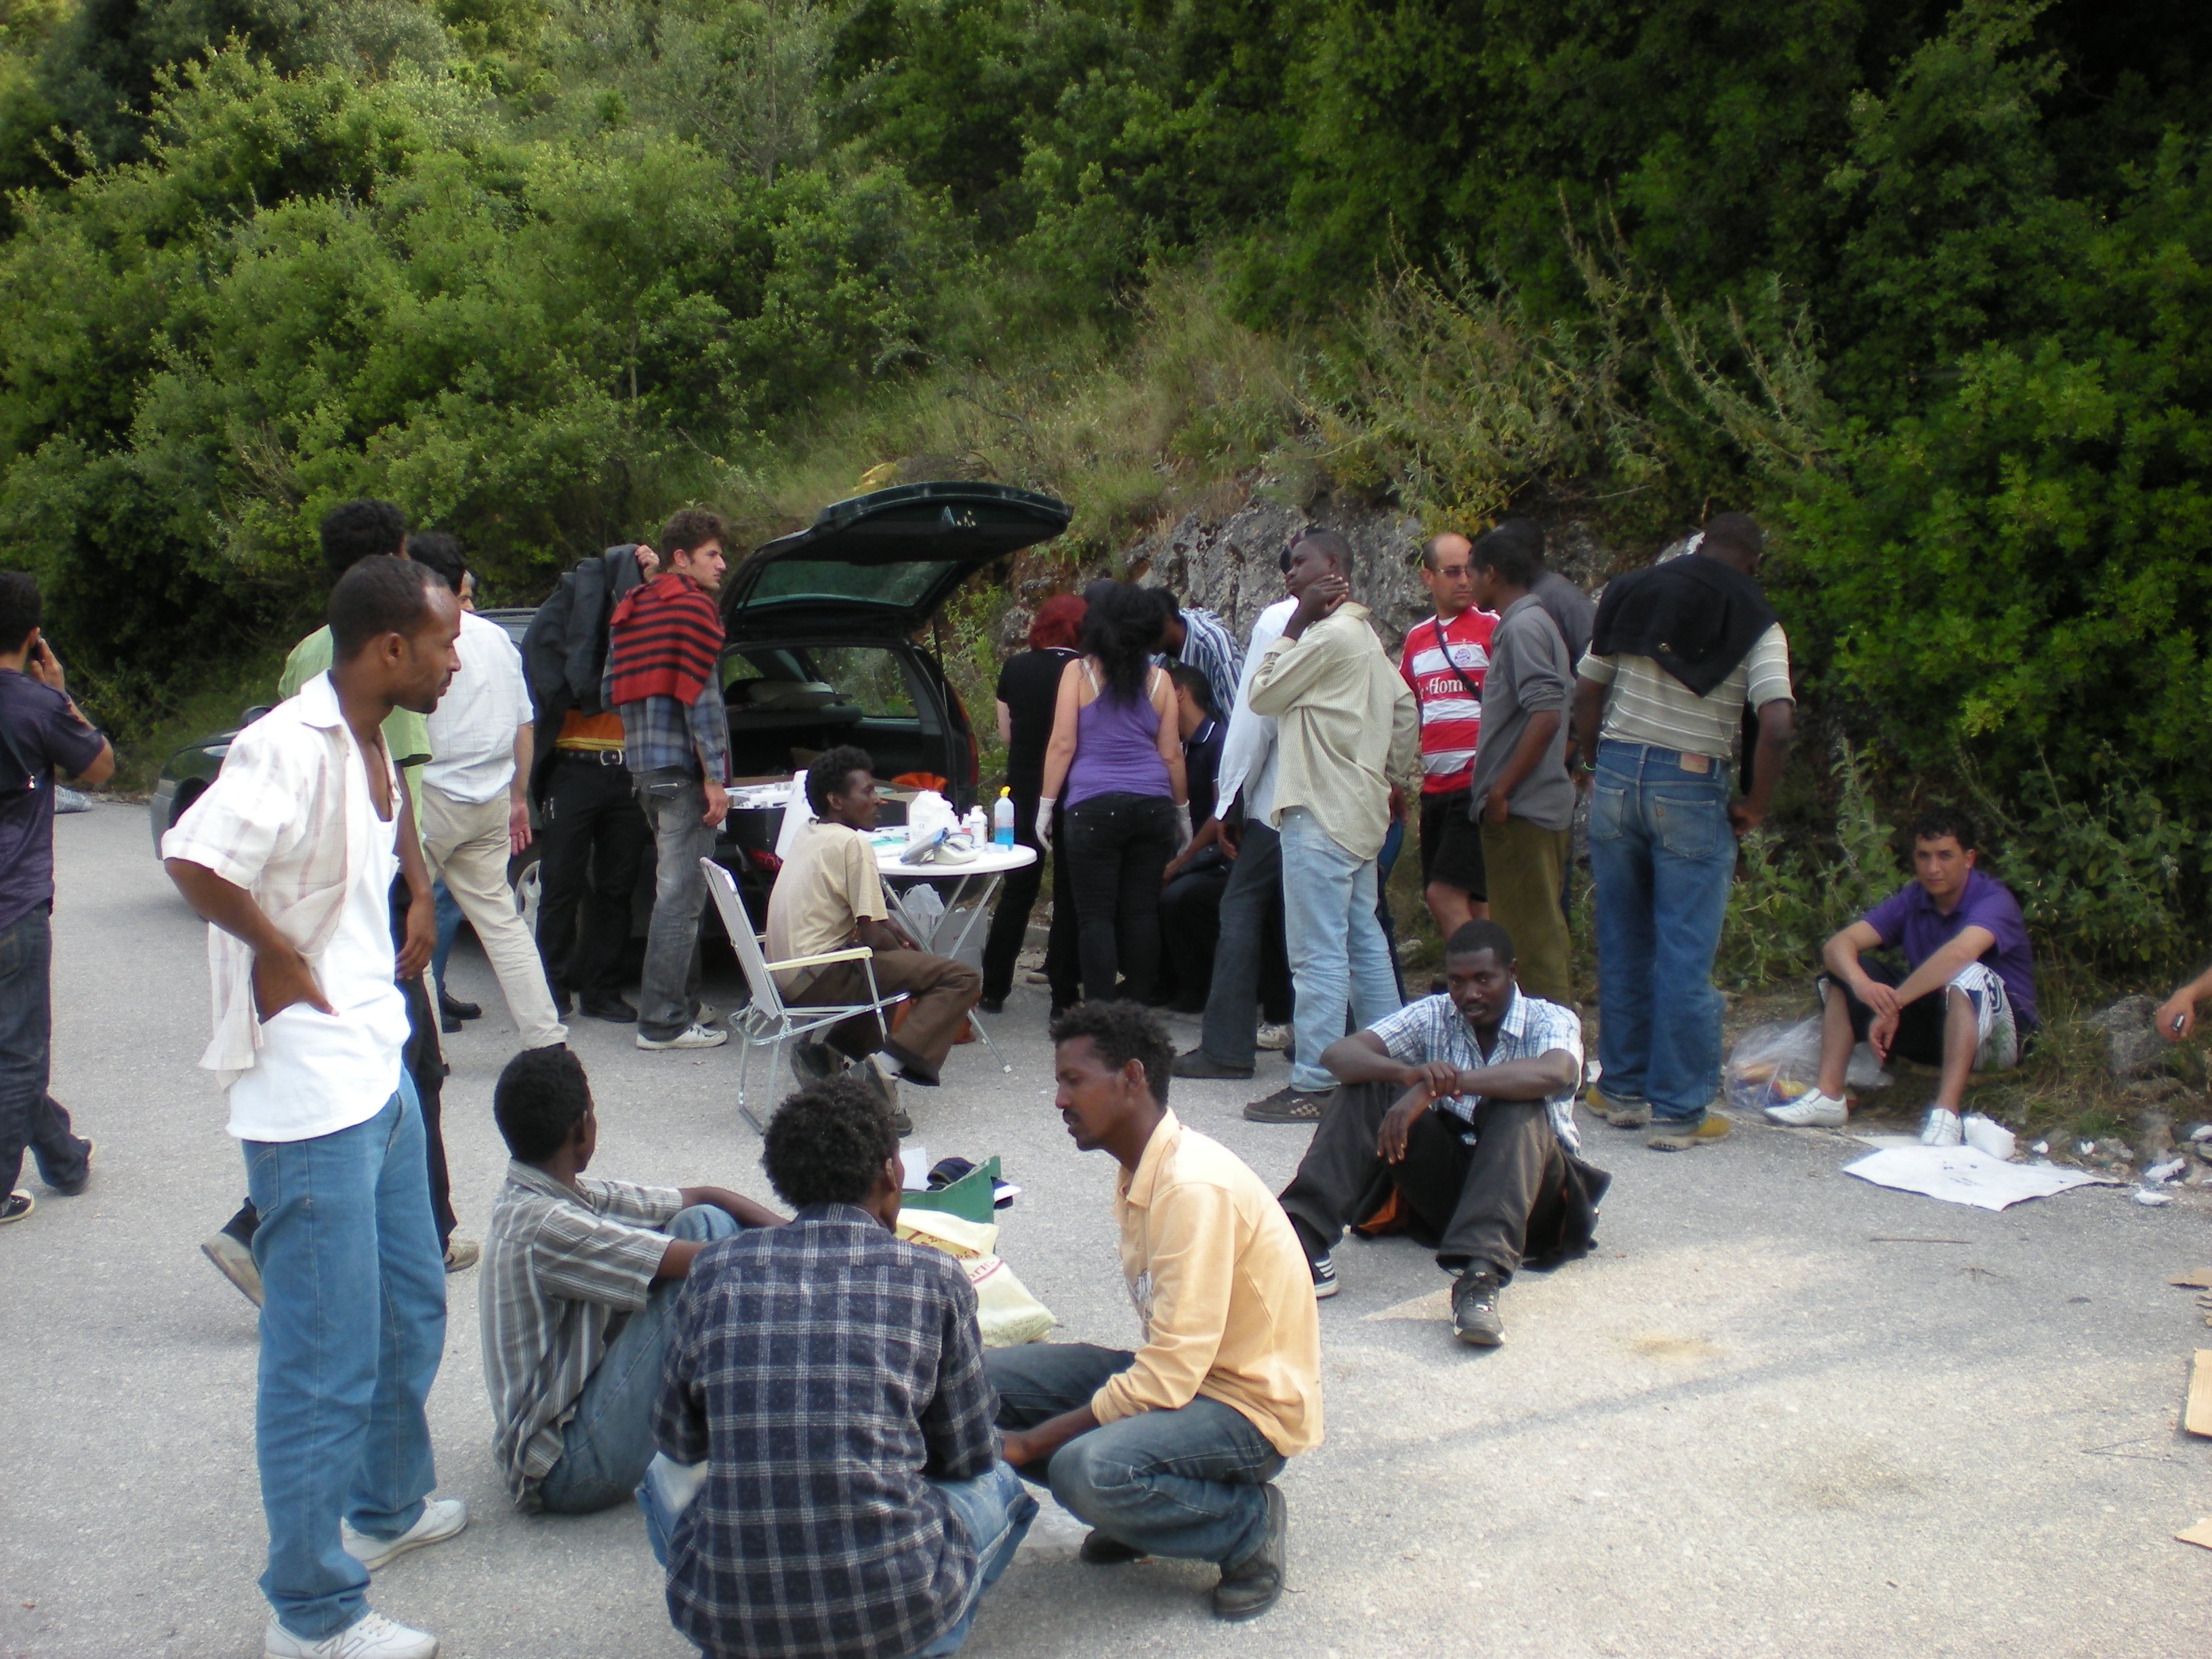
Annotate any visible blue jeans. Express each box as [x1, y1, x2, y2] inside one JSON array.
[[430, 878, 464, 994], [0, 905, 87, 1194], [985, 1343, 1284, 1568], [635, 769, 715, 1040], [636, 1458, 1033, 1658], [1278, 807, 1401, 1093], [1587, 740, 1737, 1124], [245, 1080, 447, 1640], [538, 1206, 739, 1514]]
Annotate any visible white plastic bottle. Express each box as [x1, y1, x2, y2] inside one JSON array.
[[963, 805, 987, 844], [992, 787, 1017, 846]]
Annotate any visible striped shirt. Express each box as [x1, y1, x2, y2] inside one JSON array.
[[1368, 989, 1585, 1151], [1399, 608, 1498, 794], [1165, 606, 1240, 720], [480, 1161, 683, 1508], [1577, 623, 1793, 761]]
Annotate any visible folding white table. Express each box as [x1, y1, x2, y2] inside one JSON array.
[[873, 839, 1038, 1071]]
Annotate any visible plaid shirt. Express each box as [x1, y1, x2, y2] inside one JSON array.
[[655, 1204, 998, 1659], [1368, 989, 1585, 1151], [605, 663, 730, 782], [1158, 605, 1240, 722], [479, 1161, 683, 1508]]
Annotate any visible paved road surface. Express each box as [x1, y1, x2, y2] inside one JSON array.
[[3, 803, 2208, 1657]]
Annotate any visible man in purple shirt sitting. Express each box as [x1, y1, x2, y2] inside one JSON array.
[[1767, 808, 2036, 1144]]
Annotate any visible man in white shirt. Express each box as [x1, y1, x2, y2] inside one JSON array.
[[165, 558, 468, 1659], [1170, 581, 1298, 1084], [406, 535, 565, 1050]]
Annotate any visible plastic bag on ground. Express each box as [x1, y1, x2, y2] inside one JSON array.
[[1725, 1017, 1825, 1114], [897, 1206, 1058, 1347], [1961, 1113, 2016, 1160], [1845, 1042, 1893, 1091]]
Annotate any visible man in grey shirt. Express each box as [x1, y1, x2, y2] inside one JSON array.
[[1465, 522, 1575, 1005]]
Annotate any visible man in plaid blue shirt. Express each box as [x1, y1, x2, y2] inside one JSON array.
[[1277, 918, 1608, 1346], [647, 1078, 1034, 1659], [1151, 591, 1240, 723]]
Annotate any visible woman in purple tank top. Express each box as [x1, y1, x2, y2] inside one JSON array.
[[1038, 583, 1190, 1004]]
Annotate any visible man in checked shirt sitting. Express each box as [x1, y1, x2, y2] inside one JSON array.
[[1277, 919, 1610, 1346], [649, 1076, 1036, 1659]]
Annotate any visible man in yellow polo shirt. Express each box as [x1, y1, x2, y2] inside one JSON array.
[[987, 1001, 1321, 1624]]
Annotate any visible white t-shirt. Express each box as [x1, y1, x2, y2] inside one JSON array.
[[224, 764, 411, 1143], [423, 609, 532, 804]]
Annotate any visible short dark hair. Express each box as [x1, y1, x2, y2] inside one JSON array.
[[1166, 662, 1214, 716], [661, 507, 727, 561], [329, 556, 438, 661], [805, 743, 874, 814], [1700, 512, 1765, 565], [1292, 529, 1352, 573], [762, 1076, 899, 1208], [1471, 519, 1543, 588], [0, 571, 40, 654], [1050, 1000, 1173, 1107], [1445, 918, 1516, 964], [493, 1046, 593, 1163], [1909, 806, 1978, 852], [318, 499, 407, 584], [405, 531, 466, 596]]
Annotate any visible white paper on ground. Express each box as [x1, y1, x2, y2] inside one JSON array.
[[900, 1146, 930, 1191], [1844, 1144, 2113, 1211]]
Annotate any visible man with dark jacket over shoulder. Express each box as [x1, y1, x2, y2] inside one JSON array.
[[521, 543, 659, 1023]]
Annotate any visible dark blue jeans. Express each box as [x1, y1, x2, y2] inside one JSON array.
[[985, 1343, 1284, 1567], [0, 905, 87, 1195], [1197, 820, 1293, 1067]]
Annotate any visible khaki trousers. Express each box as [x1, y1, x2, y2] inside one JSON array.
[[1480, 816, 1573, 1006], [795, 949, 981, 1082], [420, 785, 569, 1048]]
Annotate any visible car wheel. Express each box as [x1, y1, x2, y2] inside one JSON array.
[[508, 844, 543, 933]]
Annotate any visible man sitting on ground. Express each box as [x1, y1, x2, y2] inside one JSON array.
[[769, 745, 982, 1105], [481, 1046, 780, 1515], [1277, 920, 1604, 1346], [1769, 808, 2037, 1144], [648, 1076, 1035, 1659], [987, 1002, 1319, 1623]]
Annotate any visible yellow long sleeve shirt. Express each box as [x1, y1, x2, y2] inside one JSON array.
[[1089, 1111, 1324, 1457]]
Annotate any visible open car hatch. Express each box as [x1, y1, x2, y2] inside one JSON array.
[[722, 481, 1072, 632]]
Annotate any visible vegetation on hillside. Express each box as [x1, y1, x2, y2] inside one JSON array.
[[3, 0, 2212, 992]]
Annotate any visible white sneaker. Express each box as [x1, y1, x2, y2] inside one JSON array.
[[637, 1023, 729, 1050], [341, 1497, 468, 1572], [264, 1610, 438, 1658], [1255, 1023, 1293, 1052], [1921, 1107, 1963, 1147], [1764, 1088, 1849, 1128]]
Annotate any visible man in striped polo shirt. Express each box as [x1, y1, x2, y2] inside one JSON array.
[[1398, 532, 1498, 938]]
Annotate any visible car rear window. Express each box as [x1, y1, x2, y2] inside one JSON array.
[[722, 644, 916, 718], [745, 558, 958, 608]]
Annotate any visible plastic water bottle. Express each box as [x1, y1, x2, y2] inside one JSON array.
[[963, 805, 987, 844], [992, 787, 1017, 846]]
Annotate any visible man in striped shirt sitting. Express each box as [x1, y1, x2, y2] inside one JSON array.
[[1398, 531, 1498, 937]]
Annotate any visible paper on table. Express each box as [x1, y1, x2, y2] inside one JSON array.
[[1843, 1145, 2113, 1211], [900, 1146, 930, 1191]]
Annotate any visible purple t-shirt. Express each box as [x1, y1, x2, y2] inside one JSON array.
[[1861, 867, 2037, 1028], [0, 669, 106, 933]]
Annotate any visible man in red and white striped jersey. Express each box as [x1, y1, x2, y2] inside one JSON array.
[[1398, 533, 1498, 935]]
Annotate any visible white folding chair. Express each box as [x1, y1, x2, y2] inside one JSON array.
[[701, 858, 905, 1134]]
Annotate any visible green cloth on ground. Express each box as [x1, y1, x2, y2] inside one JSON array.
[[281, 627, 430, 823]]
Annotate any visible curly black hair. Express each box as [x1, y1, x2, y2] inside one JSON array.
[[761, 1074, 899, 1208], [318, 498, 406, 584], [1908, 806, 1979, 852], [804, 743, 875, 815], [1048, 1000, 1173, 1107], [493, 1046, 593, 1164]]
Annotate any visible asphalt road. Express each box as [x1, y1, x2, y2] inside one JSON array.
[[3, 801, 2209, 1658]]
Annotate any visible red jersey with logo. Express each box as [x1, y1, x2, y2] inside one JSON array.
[[1399, 608, 1498, 794]]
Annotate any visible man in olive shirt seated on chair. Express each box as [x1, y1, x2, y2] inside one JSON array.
[[986, 1002, 1322, 1623], [766, 745, 981, 1094]]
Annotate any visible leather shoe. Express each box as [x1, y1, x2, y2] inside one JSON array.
[[579, 992, 637, 1023], [1080, 1530, 1147, 1565], [1172, 1048, 1253, 1081], [438, 991, 480, 1023], [1212, 1484, 1287, 1620]]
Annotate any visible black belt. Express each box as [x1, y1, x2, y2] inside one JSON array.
[[557, 748, 628, 766]]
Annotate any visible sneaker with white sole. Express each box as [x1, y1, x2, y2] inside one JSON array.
[[342, 1496, 468, 1572], [636, 1023, 729, 1050], [1765, 1088, 1849, 1128], [264, 1610, 438, 1658], [1254, 1022, 1293, 1052], [1920, 1107, 1963, 1147], [1307, 1250, 1338, 1299]]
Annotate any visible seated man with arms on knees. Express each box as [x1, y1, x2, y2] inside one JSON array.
[[647, 1076, 1035, 1659], [1769, 807, 2036, 1144], [1277, 920, 1604, 1347], [480, 1047, 781, 1516], [769, 745, 982, 1100], [987, 1002, 1320, 1624]]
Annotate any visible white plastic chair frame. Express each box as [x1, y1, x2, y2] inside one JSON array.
[[700, 858, 906, 1134]]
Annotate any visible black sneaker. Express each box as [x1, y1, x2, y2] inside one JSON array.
[[1212, 1483, 1287, 1621], [579, 991, 638, 1023], [1308, 1250, 1339, 1300], [1451, 1270, 1504, 1346], [791, 1041, 846, 1085], [438, 991, 481, 1023], [1079, 1530, 1147, 1565], [1, 1190, 32, 1226], [977, 996, 1006, 1015], [1174, 1048, 1254, 1081], [1243, 1086, 1332, 1124]]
